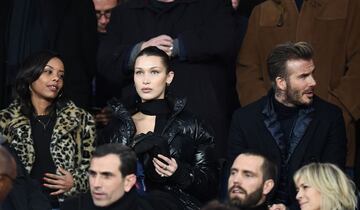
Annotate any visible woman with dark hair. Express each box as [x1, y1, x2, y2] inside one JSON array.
[[0, 51, 95, 209], [100, 46, 218, 210]]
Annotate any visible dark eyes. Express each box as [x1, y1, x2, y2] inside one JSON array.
[[135, 70, 159, 75], [88, 171, 96, 177], [244, 172, 254, 177], [43, 69, 64, 79]]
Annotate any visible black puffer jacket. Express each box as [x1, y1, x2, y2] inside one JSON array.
[[101, 98, 218, 210]]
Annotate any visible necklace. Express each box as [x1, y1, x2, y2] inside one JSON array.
[[33, 113, 53, 130]]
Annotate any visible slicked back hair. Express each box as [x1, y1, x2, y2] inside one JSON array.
[[92, 144, 137, 177], [267, 42, 314, 88], [134, 46, 170, 73]]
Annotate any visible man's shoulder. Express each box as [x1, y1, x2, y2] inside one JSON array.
[[313, 95, 342, 116], [61, 192, 94, 210], [233, 96, 267, 119]]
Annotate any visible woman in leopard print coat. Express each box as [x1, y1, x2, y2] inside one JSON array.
[[0, 51, 95, 207]]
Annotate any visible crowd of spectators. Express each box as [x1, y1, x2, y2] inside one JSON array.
[[0, 0, 359, 209]]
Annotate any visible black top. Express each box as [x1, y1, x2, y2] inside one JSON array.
[[30, 113, 58, 207], [60, 189, 155, 210], [273, 98, 299, 146], [136, 99, 171, 134]]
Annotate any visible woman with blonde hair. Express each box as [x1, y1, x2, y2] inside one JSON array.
[[294, 163, 357, 210]]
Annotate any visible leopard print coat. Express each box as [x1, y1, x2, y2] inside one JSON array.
[[0, 99, 95, 197]]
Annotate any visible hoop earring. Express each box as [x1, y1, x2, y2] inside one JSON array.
[[57, 90, 63, 98]]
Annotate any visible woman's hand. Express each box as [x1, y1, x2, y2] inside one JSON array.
[[153, 154, 178, 177], [43, 167, 74, 195]]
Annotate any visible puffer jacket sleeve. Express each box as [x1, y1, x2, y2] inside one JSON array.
[[169, 118, 218, 201], [65, 111, 95, 197]]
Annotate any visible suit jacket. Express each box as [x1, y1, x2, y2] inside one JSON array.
[[235, 0, 360, 165], [227, 92, 347, 208], [61, 189, 181, 210]]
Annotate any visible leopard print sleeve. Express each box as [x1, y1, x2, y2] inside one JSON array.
[[64, 109, 96, 197]]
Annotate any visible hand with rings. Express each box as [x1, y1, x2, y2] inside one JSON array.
[[153, 154, 178, 178]]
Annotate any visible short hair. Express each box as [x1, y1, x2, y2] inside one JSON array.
[[238, 151, 278, 182], [15, 50, 64, 117], [294, 163, 357, 210], [134, 46, 170, 72], [92, 144, 137, 177], [267, 42, 313, 86]]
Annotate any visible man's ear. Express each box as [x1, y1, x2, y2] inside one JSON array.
[[263, 179, 275, 195], [124, 174, 136, 192], [275, 77, 286, 91]]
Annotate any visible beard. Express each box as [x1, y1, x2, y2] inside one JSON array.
[[228, 185, 264, 208], [285, 83, 314, 107]]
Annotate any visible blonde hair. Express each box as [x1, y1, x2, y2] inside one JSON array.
[[294, 163, 357, 210]]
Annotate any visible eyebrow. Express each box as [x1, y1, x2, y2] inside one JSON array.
[[242, 169, 256, 174], [89, 170, 114, 176], [45, 65, 64, 72], [230, 168, 238, 172]]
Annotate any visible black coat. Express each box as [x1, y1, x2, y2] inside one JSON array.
[[227, 92, 347, 208], [97, 0, 238, 157], [60, 189, 177, 210], [100, 98, 218, 210], [1, 144, 51, 210]]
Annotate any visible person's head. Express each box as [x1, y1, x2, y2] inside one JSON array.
[[15, 51, 64, 115], [0, 145, 17, 202], [89, 144, 137, 207], [231, 0, 239, 9], [267, 42, 316, 107], [93, 0, 119, 33], [228, 152, 277, 208], [294, 163, 357, 210], [133, 46, 174, 102]]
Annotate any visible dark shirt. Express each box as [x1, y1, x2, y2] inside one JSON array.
[[295, 0, 303, 11], [30, 113, 58, 207], [60, 189, 155, 210], [243, 202, 268, 210], [273, 98, 299, 150], [272, 98, 299, 205]]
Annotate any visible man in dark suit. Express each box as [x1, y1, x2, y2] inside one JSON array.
[[61, 144, 180, 210], [227, 42, 347, 209]]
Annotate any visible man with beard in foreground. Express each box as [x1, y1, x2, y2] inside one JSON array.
[[227, 42, 347, 209], [227, 152, 277, 210]]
